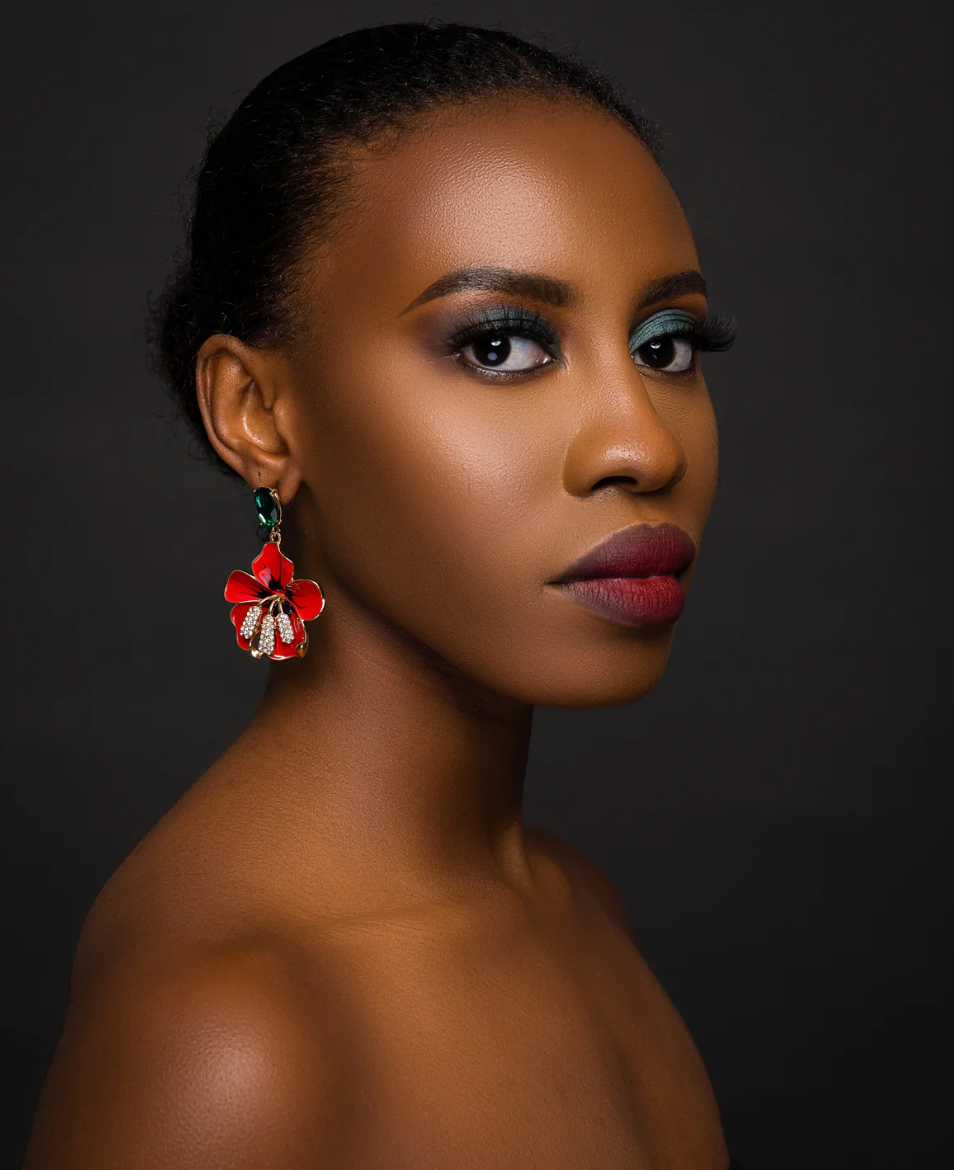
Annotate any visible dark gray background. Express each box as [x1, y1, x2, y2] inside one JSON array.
[[3, 1, 950, 1166]]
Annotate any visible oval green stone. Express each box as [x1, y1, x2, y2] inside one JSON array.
[[254, 487, 280, 527]]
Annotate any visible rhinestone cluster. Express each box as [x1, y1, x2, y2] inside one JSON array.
[[276, 611, 295, 644], [239, 601, 298, 658], [258, 612, 276, 657], [240, 605, 263, 640]]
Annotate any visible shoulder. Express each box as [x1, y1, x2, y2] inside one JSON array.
[[24, 937, 356, 1169], [526, 826, 633, 937]]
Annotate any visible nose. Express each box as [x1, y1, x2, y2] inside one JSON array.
[[561, 369, 688, 497]]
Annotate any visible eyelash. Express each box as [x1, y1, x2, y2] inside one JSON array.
[[665, 312, 737, 354], [629, 310, 737, 377], [446, 306, 737, 378], [447, 307, 559, 375]]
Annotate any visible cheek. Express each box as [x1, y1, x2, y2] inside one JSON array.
[[293, 351, 559, 647], [287, 347, 720, 706]]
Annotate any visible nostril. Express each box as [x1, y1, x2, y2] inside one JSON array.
[[593, 474, 640, 492]]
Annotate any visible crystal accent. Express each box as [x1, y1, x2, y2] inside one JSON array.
[[276, 611, 295, 644], [257, 612, 276, 657], [254, 487, 281, 528], [240, 604, 263, 640]]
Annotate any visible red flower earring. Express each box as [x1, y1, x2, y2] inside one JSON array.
[[223, 488, 325, 660]]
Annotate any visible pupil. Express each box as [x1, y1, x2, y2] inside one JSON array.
[[475, 336, 510, 365], [643, 338, 675, 367]]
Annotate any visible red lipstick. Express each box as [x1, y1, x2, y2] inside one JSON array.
[[553, 523, 696, 627]]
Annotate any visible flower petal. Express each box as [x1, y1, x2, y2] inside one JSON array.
[[252, 542, 294, 591], [230, 602, 261, 652], [224, 569, 268, 604], [286, 578, 325, 621], [269, 610, 306, 659]]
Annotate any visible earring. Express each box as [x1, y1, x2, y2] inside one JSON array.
[[223, 487, 325, 660]]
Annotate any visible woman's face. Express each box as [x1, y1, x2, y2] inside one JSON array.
[[282, 96, 719, 707]]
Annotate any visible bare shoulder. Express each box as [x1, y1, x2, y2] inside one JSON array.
[[24, 936, 357, 1169], [526, 826, 633, 937]]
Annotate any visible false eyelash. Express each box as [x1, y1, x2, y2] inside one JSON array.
[[445, 305, 737, 367], [446, 305, 559, 353], [691, 311, 737, 352]]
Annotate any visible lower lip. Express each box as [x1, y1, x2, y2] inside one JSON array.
[[557, 575, 686, 627]]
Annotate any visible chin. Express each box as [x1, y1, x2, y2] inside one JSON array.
[[534, 670, 671, 710], [490, 625, 678, 710]]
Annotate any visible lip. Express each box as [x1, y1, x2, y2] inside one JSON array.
[[552, 522, 697, 627]]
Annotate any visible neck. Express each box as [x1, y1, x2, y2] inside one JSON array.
[[233, 596, 536, 904]]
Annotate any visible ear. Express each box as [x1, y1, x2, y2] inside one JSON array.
[[195, 334, 302, 501]]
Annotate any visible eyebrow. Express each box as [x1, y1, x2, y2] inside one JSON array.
[[637, 270, 707, 309], [400, 265, 708, 316], [401, 267, 574, 314]]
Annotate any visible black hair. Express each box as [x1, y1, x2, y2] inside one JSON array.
[[147, 21, 664, 474]]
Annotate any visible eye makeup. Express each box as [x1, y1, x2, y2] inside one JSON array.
[[433, 299, 736, 379], [444, 304, 560, 359], [629, 308, 737, 359]]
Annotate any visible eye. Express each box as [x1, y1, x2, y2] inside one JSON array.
[[629, 308, 704, 376], [633, 335, 695, 374], [460, 333, 553, 373]]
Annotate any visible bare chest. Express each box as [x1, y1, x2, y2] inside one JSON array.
[[318, 910, 727, 1170]]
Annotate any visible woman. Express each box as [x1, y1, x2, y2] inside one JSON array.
[[25, 22, 738, 1169]]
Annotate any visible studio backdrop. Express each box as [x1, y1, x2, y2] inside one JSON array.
[[2, 2, 950, 1167]]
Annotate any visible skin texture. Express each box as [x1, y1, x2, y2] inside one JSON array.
[[25, 96, 728, 1169]]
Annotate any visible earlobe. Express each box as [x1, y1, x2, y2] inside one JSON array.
[[195, 334, 300, 500]]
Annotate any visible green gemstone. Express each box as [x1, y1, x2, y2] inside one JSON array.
[[254, 487, 280, 527]]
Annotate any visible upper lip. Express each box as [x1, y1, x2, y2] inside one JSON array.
[[555, 523, 697, 582]]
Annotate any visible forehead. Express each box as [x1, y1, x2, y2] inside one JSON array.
[[312, 96, 698, 308]]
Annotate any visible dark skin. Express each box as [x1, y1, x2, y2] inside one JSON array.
[[25, 96, 727, 1169]]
